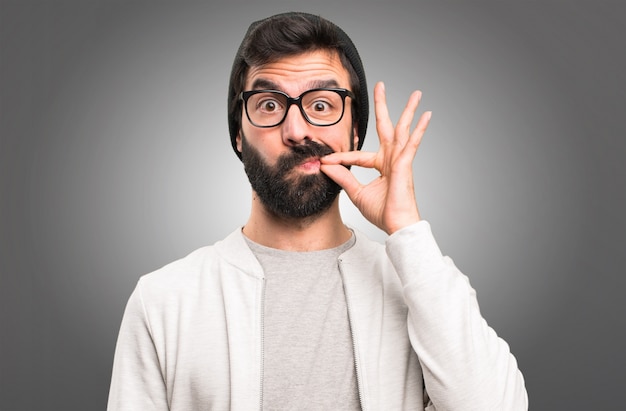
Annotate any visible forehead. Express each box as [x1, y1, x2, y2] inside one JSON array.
[[245, 49, 351, 93]]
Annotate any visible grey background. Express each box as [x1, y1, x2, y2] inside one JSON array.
[[1, 1, 625, 410]]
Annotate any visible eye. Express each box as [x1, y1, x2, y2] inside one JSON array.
[[311, 100, 332, 112], [257, 98, 282, 113]]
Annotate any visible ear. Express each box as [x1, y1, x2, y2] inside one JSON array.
[[236, 132, 243, 153], [352, 126, 359, 150]]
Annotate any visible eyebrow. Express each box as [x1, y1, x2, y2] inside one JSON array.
[[250, 78, 342, 92], [250, 78, 280, 90], [308, 79, 341, 89]]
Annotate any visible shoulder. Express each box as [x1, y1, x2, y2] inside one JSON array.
[[135, 228, 263, 300], [134, 245, 216, 304], [343, 221, 448, 281], [341, 228, 396, 278]]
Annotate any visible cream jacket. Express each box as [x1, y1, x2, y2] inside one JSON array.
[[108, 221, 527, 410]]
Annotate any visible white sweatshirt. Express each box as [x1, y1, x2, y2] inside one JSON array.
[[108, 221, 528, 410]]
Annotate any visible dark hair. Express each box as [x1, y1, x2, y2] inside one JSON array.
[[227, 12, 369, 160]]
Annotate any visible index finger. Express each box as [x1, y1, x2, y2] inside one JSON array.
[[374, 82, 394, 143], [320, 151, 378, 168]]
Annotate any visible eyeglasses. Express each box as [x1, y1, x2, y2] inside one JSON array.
[[239, 88, 355, 128]]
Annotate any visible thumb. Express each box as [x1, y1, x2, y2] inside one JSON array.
[[320, 164, 363, 201]]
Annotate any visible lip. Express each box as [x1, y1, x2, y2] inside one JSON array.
[[297, 157, 321, 172]]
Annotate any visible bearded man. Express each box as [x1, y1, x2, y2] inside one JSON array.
[[108, 12, 528, 411]]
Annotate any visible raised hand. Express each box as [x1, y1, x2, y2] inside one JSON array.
[[320, 81, 431, 235]]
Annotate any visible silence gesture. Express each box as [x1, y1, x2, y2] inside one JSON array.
[[320, 81, 432, 235]]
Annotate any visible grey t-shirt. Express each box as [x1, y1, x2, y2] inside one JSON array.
[[245, 234, 361, 410]]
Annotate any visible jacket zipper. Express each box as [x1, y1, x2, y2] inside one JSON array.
[[338, 259, 366, 411], [259, 278, 266, 411]]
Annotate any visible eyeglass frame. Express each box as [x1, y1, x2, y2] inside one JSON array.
[[239, 87, 356, 128]]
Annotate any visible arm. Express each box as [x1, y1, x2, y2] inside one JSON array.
[[387, 221, 527, 410], [108, 282, 169, 411], [321, 82, 527, 409]]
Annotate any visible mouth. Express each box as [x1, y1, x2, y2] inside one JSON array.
[[296, 157, 322, 173]]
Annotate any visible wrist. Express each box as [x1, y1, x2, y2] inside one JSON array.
[[385, 213, 421, 235]]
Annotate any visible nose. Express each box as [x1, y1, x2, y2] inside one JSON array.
[[281, 104, 311, 146]]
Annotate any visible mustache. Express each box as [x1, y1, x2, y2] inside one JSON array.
[[276, 140, 335, 173]]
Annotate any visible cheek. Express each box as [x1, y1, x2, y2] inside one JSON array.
[[242, 129, 284, 165], [326, 124, 355, 153]]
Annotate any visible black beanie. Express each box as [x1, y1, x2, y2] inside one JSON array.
[[227, 12, 369, 160]]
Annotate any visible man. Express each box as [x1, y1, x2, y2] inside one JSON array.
[[108, 12, 528, 410]]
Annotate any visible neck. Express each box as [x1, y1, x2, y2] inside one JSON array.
[[242, 194, 351, 251]]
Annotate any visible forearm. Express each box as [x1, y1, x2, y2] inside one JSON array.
[[387, 221, 528, 410]]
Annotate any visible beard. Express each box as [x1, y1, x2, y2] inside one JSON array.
[[240, 134, 346, 220]]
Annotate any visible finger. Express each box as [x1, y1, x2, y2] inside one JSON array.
[[374, 82, 394, 143], [409, 110, 432, 148], [320, 164, 364, 198], [396, 90, 423, 138], [394, 110, 432, 170], [320, 151, 378, 168]]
